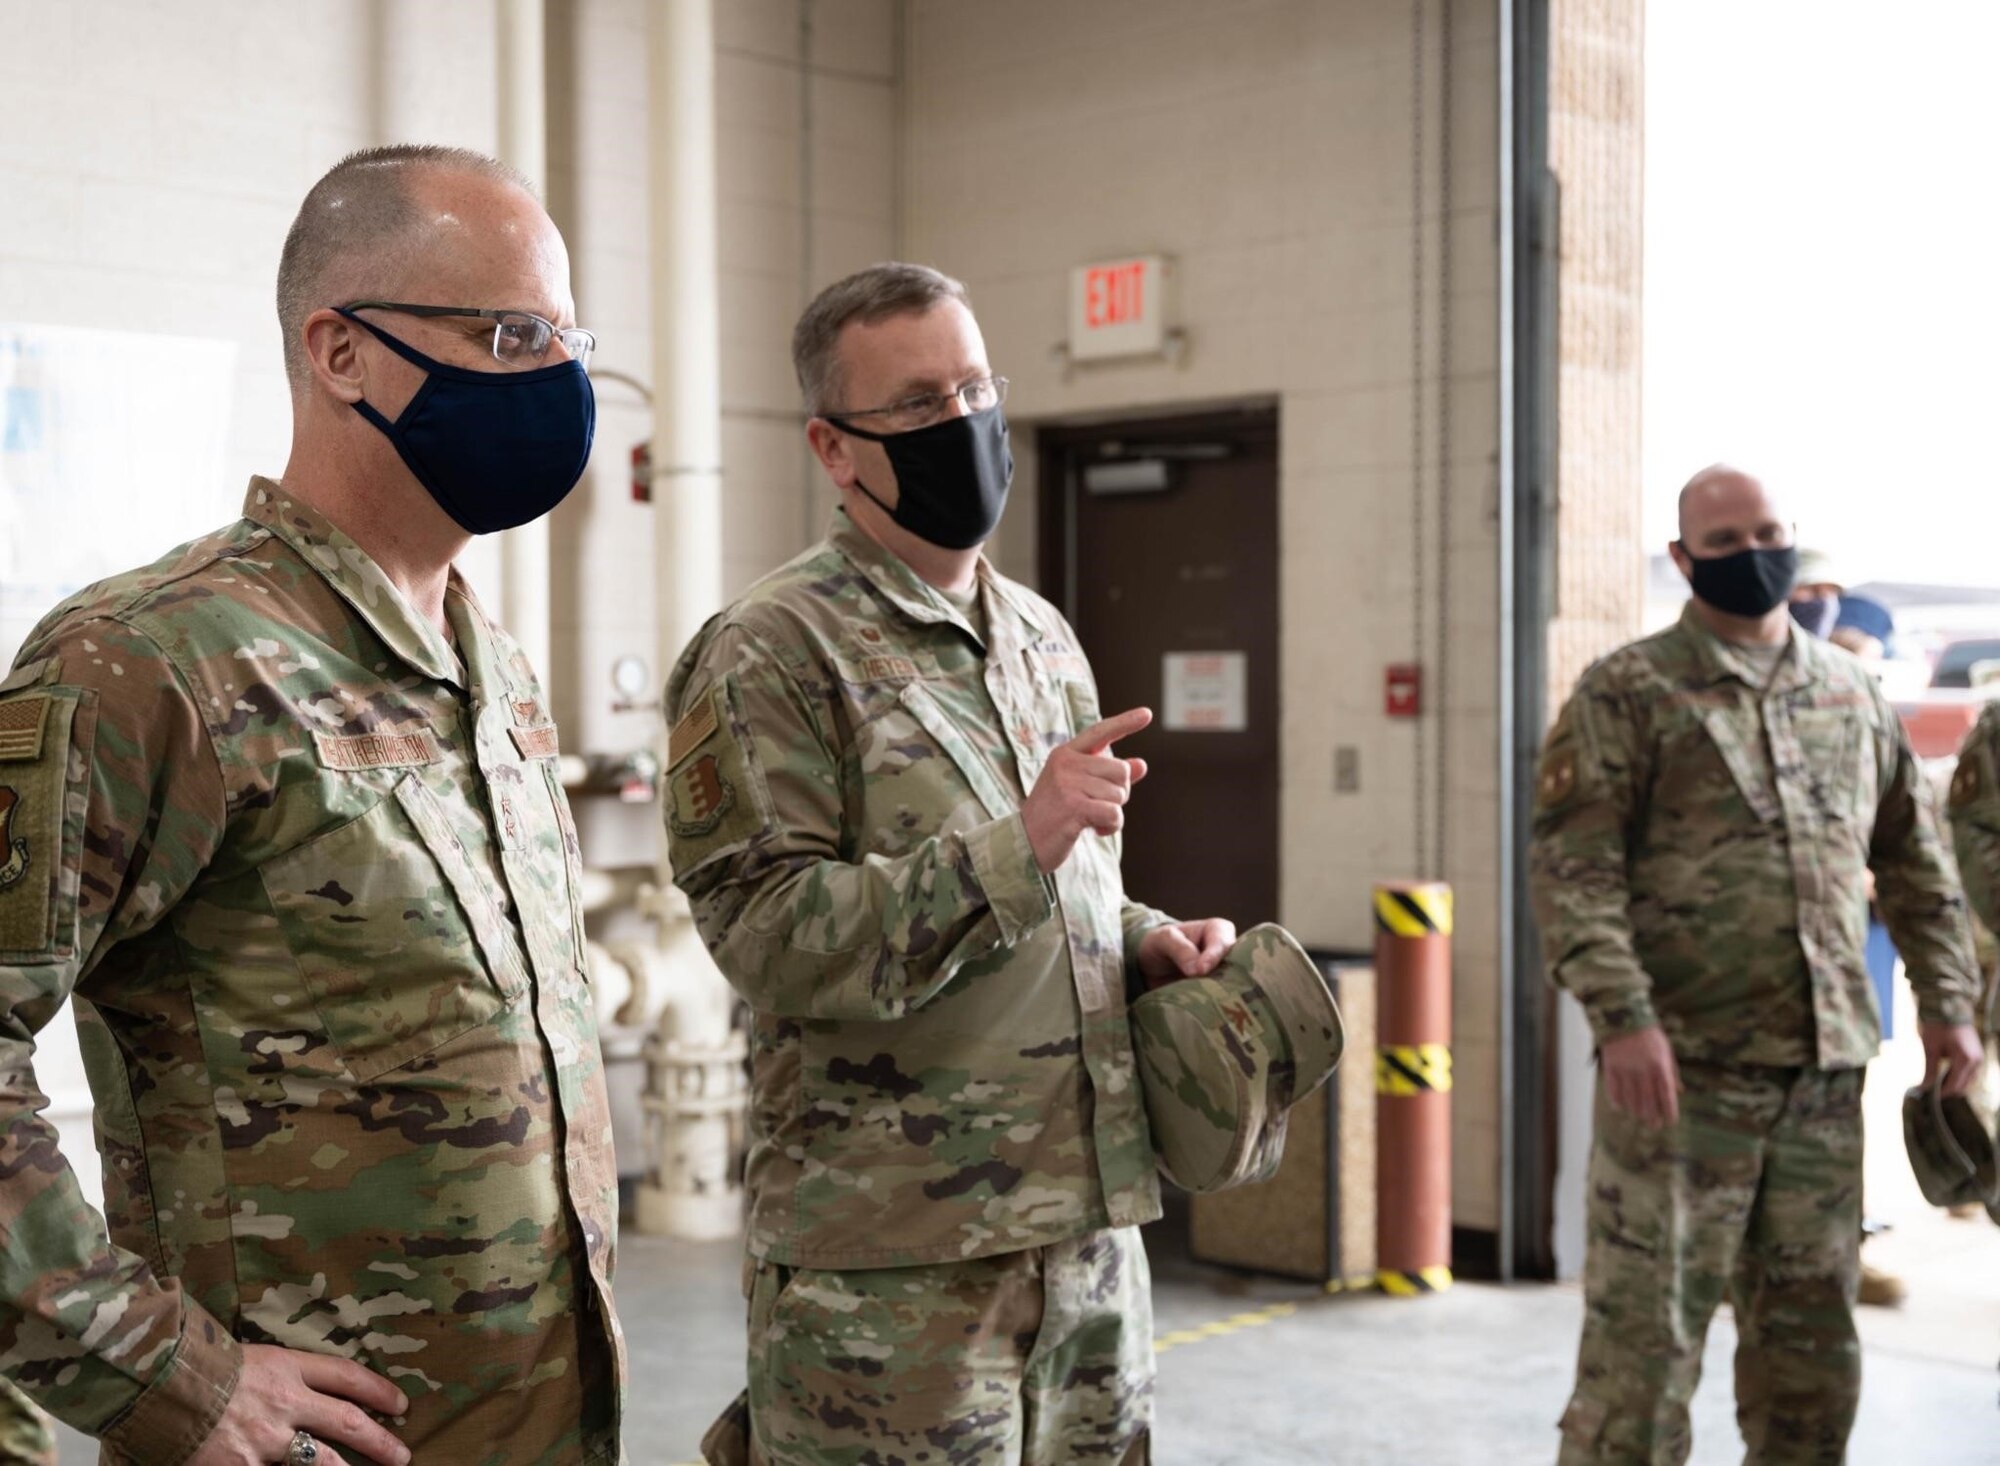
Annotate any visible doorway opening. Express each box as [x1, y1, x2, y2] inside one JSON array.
[[1037, 406, 1281, 929]]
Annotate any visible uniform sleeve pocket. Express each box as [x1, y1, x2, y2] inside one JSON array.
[[665, 677, 773, 878], [0, 689, 84, 963], [260, 771, 531, 1080]]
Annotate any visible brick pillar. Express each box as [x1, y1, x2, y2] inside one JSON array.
[[1546, 0, 1645, 706]]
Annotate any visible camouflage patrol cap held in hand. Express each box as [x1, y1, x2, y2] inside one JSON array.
[[1903, 1082, 1999, 1209], [1131, 923, 1345, 1194]]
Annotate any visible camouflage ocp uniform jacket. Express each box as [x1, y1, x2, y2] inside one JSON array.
[[1946, 701, 2000, 1032], [0, 481, 622, 1465], [1530, 604, 1981, 1069], [664, 512, 1174, 1269]]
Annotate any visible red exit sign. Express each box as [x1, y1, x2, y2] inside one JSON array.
[[1069, 254, 1170, 361], [1084, 260, 1147, 328]]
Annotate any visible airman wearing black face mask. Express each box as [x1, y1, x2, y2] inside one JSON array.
[[1531, 464, 1983, 1464], [662, 263, 1239, 1466]]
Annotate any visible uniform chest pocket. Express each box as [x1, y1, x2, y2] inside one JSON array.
[[259, 771, 532, 1080], [1693, 707, 1782, 824], [1791, 706, 1874, 826], [897, 683, 1018, 822]]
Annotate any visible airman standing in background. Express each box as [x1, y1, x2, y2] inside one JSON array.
[[1531, 464, 1984, 1464]]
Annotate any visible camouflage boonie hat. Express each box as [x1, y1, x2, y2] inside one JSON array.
[[1903, 1083, 1999, 1209], [1131, 923, 1344, 1193]]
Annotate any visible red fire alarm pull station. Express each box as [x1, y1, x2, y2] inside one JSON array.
[[631, 442, 652, 503], [1386, 664, 1422, 718]]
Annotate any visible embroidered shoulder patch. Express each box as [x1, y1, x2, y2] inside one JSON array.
[[669, 753, 737, 838], [0, 786, 31, 893], [1536, 747, 1579, 811], [663, 680, 766, 862], [0, 696, 48, 762], [669, 689, 721, 770], [314, 729, 442, 771]]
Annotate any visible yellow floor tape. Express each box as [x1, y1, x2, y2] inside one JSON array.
[[1153, 1299, 1300, 1355]]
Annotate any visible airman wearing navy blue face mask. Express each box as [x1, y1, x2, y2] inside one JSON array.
[[0, 146, 625, 1466]]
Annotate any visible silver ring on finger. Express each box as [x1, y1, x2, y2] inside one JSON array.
[[287, 1430, 320, 1466]]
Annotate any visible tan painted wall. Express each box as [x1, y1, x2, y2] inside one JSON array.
[[901, 0, 1509, 1228]]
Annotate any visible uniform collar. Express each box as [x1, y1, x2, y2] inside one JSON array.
[[243, 477, 465, 687], [1677, 600, 1816, 696], [827, 510, 1049, 646]]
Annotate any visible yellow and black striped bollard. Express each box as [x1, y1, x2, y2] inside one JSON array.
[[1373, 880, 1453, 1296]]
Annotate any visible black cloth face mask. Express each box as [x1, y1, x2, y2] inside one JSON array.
[[1680, 543, 1799, 618], [831, 406, 1013, 551]]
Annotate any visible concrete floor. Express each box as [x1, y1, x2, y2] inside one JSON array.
[[53, 1021, 2000, 1464], [52, 1210, 1996, 1466]]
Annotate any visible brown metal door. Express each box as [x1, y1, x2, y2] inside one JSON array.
[[1038, 408, 1280, 928]]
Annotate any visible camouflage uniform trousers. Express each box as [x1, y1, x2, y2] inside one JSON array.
[[1558, 1060, 1863, 1466], [0, 1377, 56, 1466], [706, 1226, 1153, 1466]]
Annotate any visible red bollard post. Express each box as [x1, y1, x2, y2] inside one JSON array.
[[1373, 880, 1453, 1295]]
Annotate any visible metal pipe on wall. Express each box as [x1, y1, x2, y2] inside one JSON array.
[[649, 0, 724, 711], [634, 0, 744, 1242], [496, 0, 553, 679]]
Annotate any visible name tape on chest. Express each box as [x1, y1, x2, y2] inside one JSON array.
[[510, 724, 560, 760], [858, 654, 921, 683], [314, 729, 443, 771], [1031, 644, 1092, 680]]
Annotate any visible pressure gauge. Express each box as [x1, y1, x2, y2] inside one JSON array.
[[611, 655, 650, 702]]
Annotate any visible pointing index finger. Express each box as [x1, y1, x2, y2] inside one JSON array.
[[1070, 707, 1152, 755]]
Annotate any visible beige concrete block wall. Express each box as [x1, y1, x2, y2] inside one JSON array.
[[1545, 0, 1645, 702], [0, 0, 500, 515], [903, 0, 1508, 1230]]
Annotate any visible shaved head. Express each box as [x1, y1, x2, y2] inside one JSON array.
[[276, 144, 535, 387], [1675, 463, 1790, 554]]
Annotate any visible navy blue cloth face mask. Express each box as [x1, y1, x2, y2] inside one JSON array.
[[336, 308, 596, 535]]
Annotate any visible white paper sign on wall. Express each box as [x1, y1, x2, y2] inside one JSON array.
[[1068, 254, 1171, 361], [1162, 651, 1247, 732]]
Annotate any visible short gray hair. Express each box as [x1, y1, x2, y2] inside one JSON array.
[[791, 262, 970, 415], [276, 144, 533, 387]]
